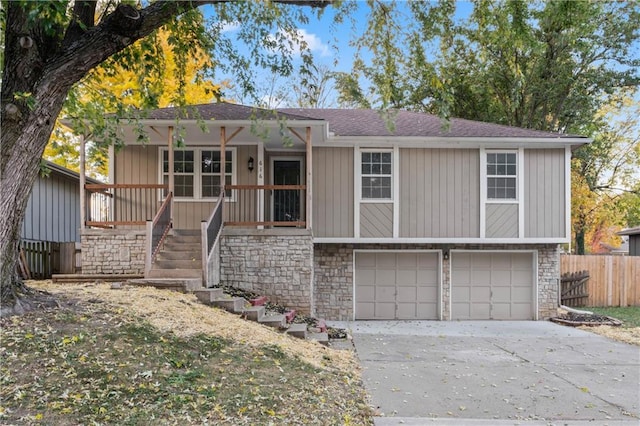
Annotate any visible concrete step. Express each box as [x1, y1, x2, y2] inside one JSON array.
[[240, 305, 265, 321], [258, 313, 287, 329], [171, 229, 200, 237], [156, 251, 201, 261], [128, 278, 202, 292], [161, 242, 202, 252], [192, 288, 224, 303], [284, 323, 307, 339], [307, 332, 329, 346], [211, 297, 246, 313], [154, 259, 202, 269], [166, 234, 201, 244], [148, 268, 202, 279]]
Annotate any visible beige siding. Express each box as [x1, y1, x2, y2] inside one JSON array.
[[115, 145, 258, 229], [361, 203, 393, 238], [312, 147, 354, 237], [486, 204, 519, 238], [524, 149, 565, 237], [115, 145, 158, 184], [399, 149, 480, 238]]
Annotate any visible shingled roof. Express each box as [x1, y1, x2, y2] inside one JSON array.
[[143, 102, 316, 121], [279, 108, 583, 139], [141, 102, 585, 139]]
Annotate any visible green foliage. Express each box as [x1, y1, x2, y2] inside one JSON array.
[[339, 0, 640, 134], [586, 307, 640, 328]]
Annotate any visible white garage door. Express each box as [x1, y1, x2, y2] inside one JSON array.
[[451, 252, 535, 320], [355, 252, 440, 320]]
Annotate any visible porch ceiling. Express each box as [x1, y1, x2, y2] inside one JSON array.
[[119, 121, 326, 149]]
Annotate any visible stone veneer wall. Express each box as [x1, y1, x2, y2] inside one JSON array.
[[220, 229, 314, 315], [81, 229, 146, 275], [314, 243, 560, 321]]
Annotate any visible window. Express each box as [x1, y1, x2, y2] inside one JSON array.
[[162, 148, 234, 199], [486, 152, 517, 200], [201, 150, 232, 198], [361, 151, 392, 199]]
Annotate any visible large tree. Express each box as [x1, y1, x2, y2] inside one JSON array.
[[0, 0, 332, 314]]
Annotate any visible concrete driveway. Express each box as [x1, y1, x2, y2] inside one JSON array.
[[332, 321, 640, 425]]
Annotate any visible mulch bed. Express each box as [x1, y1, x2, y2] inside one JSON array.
[[551, 311, 623, 327]]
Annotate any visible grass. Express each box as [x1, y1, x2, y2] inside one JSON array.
[[0, 285, 372, 425], [586, 306, 640, 328]]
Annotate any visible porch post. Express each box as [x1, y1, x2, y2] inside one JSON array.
[[257, 141, 265, 228], [220, 127, 226, 195], [305, 127, 312, 230], [168, 126, 174, 220], [79, 134, 86, 230]]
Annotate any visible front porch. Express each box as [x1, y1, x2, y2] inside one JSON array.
[[78, 120, 317, 313]]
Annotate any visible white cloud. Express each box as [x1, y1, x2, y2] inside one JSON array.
[[268, 29, 330, 57], [220, 21, 240, 33]]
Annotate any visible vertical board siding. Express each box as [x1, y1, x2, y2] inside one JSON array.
[[312, 147, 354, 237], [561, 255, 640, 307], [486, 204, 519, 238], [21, 172, 82, 242], [114, 145, 158, 224], [524, 149, 565, 237], [400, 149, 479, 238], [360, 203, 393, 238], [115, 145, 257, 229]]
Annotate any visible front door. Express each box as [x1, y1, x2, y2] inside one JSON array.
[[271, 158, 303, 223]]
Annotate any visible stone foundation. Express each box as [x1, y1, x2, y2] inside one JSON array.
[[220, 229, 314, 315], [314, 243, 560, 321], [81, 229, 146, 275]]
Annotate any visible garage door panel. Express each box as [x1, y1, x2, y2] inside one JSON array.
[[512, 270, 533, 285], [358, 252, 377, 267], [355, 252, 440, 320], [417, 303, 438, 318], [417, 286, 438, 301], [375, 303, 396, 319], [397, 286, 417, 302], [471, 270, 491, 284], [491, 287, 511, 303], [512, 286, 532, 302], [452, 269, 470, 285], [418, 269, 438, 284], [397, 254, 417, 268], [451, 252, 535, 320], [471, 286, 491, 302], [418, 253, 438, 268], [397, 270, 417, 285], [470, 303, 491, 319], [377, 254, 397, 268], [491, 270, 512, 285]]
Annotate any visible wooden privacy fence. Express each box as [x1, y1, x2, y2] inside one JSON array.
[[560, 270, 590, 307], [561, 255, 640, 307], [20, 240, 77, 279]]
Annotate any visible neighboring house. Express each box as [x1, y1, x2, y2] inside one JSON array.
[[77, 102, 590, 321], [617, 227, 640, 256], [21, 160, 101, 276]]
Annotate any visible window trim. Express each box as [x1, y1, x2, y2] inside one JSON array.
[[159, 147, 237, 202], [485, 150, 519, 202], [359, 149, 394, 202]]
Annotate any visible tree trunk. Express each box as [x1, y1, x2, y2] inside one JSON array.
[[575, 229, 586, 255]]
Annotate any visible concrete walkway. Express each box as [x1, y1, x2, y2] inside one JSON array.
[[330, 321, 640, 425]]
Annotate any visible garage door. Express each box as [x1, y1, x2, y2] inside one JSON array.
[[355, 252, 439, 320], [451, 252, 535, 320]]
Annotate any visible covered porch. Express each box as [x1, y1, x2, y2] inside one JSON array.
[[78, 109, 321, 289]]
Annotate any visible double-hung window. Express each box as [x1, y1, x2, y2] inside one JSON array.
[[162, 148, 234, 200], [486, 152, 517, 200], [361, 151, 392, 200]]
